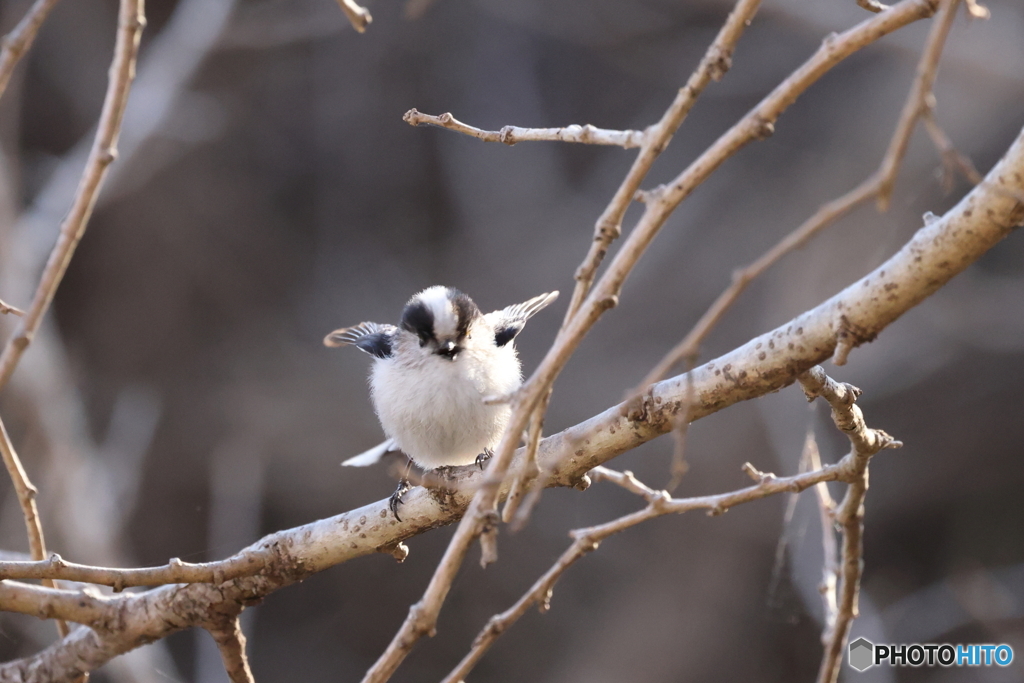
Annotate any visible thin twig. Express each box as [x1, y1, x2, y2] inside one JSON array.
[[857, 0, 891, 12], [361, 6, 941, 680], [0, 0, 62, 101], [402, 109, 647, 148], [333, 0, 371, 33], [797, 367, 902, 683], [0, 298, 24, 316], [876, 0, 961, 210], [0, 0, 146, 392], [209, 617, 255, 683], [922, 109, 983, 190], [804, 429, 839, 641], [637, 0, 958, 388]]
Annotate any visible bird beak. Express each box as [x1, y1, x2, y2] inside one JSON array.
[[438, 339, 458, 360]]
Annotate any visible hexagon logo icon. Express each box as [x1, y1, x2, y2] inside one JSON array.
[[848, 637, 875, 672]]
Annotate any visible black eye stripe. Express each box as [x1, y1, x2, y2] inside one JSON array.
[[401, 301, 436, 342]]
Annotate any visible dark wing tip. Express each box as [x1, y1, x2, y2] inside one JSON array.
[[324, 322, 395, 358]]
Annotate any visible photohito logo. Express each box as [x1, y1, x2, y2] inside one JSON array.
[[848, 637, 1014, 672]]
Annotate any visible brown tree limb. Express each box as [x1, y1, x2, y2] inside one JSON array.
[[0, 0, 61, 101], [797, 367, 903, 683], [208, 617, 255, 683], [0, 0, 146, 392]]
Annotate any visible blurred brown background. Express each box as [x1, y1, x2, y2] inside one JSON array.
[[0, 0, 1022, 681]]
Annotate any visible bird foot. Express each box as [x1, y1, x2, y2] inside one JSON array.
[[476, 449, 494, 470], [389, 478, 412, 521]]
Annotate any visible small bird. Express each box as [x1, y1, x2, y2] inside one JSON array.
[[325, 286, 558, 519]]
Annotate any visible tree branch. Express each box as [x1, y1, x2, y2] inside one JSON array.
[[333, 0, 371, 33], [797, 367, 902, 683], [0, 0, 146, 392], [208, 617, 255, 683], [402, 109, 647, 148], [0, 0, 61, 101]]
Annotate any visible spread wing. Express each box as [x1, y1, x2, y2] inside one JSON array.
[[342, 438, 400, 467], [486, 291, 559, 347], [323, 322, 398, 359]]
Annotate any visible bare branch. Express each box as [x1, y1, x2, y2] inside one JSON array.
[[0, 413, 70, 638], [402, 109, 647, 148], [876, 0, 961, 210], [798, 367, 902, 683], [803, 430, 839, 641], [0, 551, 268, 589], [0, 297, 24, 316], [638, 0, 959, 389], [0, 0, 146, 392], [857, 0, 891, 12], [208, 618, 255, 683], [0, 579, 113, 626], [444, 426, 896, 683], [0, 0, 61, 101], [922, 110, 983, 190], [333, 0, 371, 33]]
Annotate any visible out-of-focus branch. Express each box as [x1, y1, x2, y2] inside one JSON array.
[[876, 0, 961, 210], [0, 0, 146, 392], [0, 414, 69, 637], [403, 109, 647, 148], [0, 0, 61, 101], [0, 297, 23, 316], [857, 0, 891, 13], [798, 367, 903, 683], [803, 431, 839, 642], [333, 0, 371, 33], [208, 618, 255, 683], [638, 0, 960, 390]]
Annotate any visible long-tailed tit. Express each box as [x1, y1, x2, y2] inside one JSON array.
[[325, 285, 558, 519]]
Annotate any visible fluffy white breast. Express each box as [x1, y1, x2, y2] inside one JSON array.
[[369, 323, 522, 468]]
